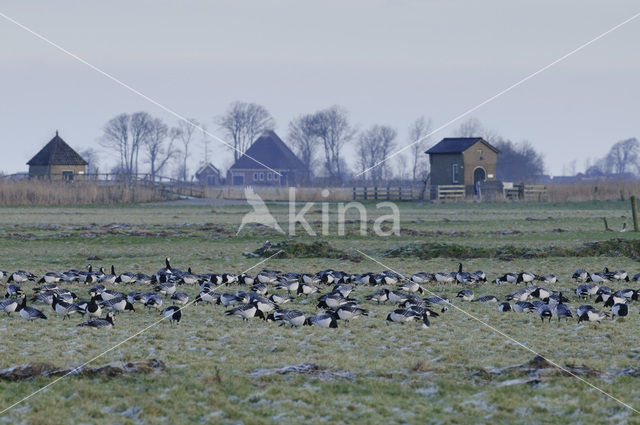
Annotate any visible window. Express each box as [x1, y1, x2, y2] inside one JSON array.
[[259, 172, 265, 181], [62, 171, 74, 181], [477, 149, 484, 160], [266, 173, 272, 181], [452, 164, 459, 183]]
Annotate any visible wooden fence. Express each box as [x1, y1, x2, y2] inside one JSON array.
[[352, 186, 415, 201], [436, 185, 465, 201], [504, 184, 548, 202]]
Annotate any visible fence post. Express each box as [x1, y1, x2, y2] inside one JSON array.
[[632, 196, 639, 232]]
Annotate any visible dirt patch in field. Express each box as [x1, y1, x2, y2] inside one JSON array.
[[0, 359, 165, 381], [383, 239, 640, 260], [249, 363, 354, 381]]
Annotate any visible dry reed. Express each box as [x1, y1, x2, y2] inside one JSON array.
[[546, 181, 640, 202], [0, 180, 172, 206]]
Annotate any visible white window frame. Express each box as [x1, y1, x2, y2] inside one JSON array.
[[259, 172, 265, 181], [253, 172, 259, 181], [266, 172, 272, 181], [452, 164, 459, 183]]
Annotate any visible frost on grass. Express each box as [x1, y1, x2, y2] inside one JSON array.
[[249, 363, 355, 381]]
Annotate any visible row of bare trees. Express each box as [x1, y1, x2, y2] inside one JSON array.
[[100, 112, 200, 181], [96, 103, 548, 185]]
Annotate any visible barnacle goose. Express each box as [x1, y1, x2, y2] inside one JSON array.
[[79, 312, 115, 329], [498, 302, 511, 312], [495, 273, 517, 284], [572, 269, 588, 282], [537, 304, 553, 322], [298, 282, 319, 297], [578, 309, 608, 323], [611, 303, 629, 319], [16, 294, 47, 320], [225, 302, 265, 321], [171, 292, 189, 306], [267, 309, 306, 327], [162, 306, 182, 324], [7, 270, 36, 283], [316, 292, 349, 309], [366, 289, 390, 304], [472, 295, 498, 303], [513, 301, 535, 313], [304, 312, 338, 328], [99, 265, 117, 284], [334, 302, 369, 321], [385, 308, 420, 324], [332, 284, 354, 298], [388, 290, 412, 304], [456, 289, 474, 302], [51, 294, 80, 320], [537, 274, 558, 284], [0, 299, 19, 315], [5, 284, 24, 298], [399, 281, 425, 294], [517, 272, 536, 284], [102, 296, 136, 313], [38, 271, 62, 284]]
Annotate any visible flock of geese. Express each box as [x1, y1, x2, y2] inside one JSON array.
[[0, 259, 638, 330]]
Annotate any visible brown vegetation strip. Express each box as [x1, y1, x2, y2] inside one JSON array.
[[383, 239, 640, 260], [0, 359, 165, 381]]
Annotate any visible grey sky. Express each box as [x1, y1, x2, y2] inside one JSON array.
[[1, 0, 639, 177]]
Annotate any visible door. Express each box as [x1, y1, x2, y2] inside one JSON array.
[[473, 168, 486, 195]]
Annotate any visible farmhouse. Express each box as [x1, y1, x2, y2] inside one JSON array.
[[227, 130, 305, 186], [426, 137, 499, 197], [195, 163, 222, 186], [27, 131, 87, 181]]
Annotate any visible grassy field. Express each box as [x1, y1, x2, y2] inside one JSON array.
[[0, 199, 639, 424]]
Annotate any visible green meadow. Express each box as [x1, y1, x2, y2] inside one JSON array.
[[0, 200, 639, 424]]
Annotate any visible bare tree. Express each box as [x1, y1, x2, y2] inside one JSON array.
[[607, 138, 639, 174], [357, 125, 397, 184], [493, 138, 545, 182], [173, 119, 199, 181], [310, 105, 355, 183], [216, 102, 275, 161], [408, 117, 432, 184], [455, 117, 500, 143], [144, 118, 179, 181], [77, 148, 100, 176], [288, 114, 318, 185], [100, 112, 153, 178]]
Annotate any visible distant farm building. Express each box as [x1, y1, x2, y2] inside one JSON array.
[[426, 137, 499, 197], [27, 131, 87, 181], [227, 130, 305, 186], [195, 163, 222, 186]]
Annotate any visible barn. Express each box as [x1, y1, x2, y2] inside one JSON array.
[[426, 137, 499, 197], [227, 130, 305, 186], [27, 131, 87, 181], [195, 163, 222, 186]]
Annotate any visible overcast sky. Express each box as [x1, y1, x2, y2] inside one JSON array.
[[1, 0, 639, 177]]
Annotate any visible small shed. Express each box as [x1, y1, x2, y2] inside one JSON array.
[[27, 131, 87, 181], [227, 130, 306, 186], [426, 137, 499, 197], [195, 163, 222, 186]]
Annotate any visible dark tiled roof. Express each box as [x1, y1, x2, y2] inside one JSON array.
[[229, 130, 305, 170], [195, 163, 221, 178], [27, 132, 88, 166], [425, 137, 499, 154]]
